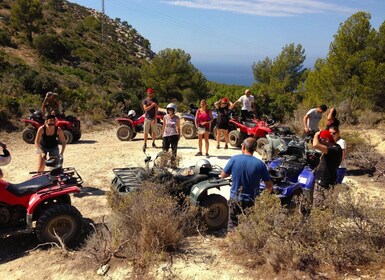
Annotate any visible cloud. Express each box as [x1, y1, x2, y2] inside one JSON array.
[[162, 0, 357, 17]]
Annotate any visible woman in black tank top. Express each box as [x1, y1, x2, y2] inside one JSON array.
[[35, 114, 67, 172]]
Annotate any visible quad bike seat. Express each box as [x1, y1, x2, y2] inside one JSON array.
[[242, 121, 257, 128], [174, 173, 209, 187], [6, 175, 54, 197]]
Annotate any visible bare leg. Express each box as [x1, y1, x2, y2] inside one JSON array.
[[204, 132, 209, 154], [198, 134, 203, 153], [224, 129, 229, 146], [216, 128, 221, 147], [37, 154, 45, 172]]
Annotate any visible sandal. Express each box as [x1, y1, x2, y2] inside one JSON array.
[[216, 145, 220, 149], [205, 153, 210, 158], [224, 144, 228, 149], [195, 152, 202, 156]]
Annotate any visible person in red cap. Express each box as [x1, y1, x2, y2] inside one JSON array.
[[311, 129, 342, 207], [214, 97, 233, 149], [142, 88, 158, 151]]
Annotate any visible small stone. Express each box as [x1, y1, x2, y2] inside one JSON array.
[[97, 264, 109, 276]]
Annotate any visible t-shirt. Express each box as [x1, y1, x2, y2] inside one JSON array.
[[337, 138, 346, 168], [142, 97, 158, 119], [238, 95, 254, 111], [306, 108, 323, 132], [315, 144, 342, 187], [223, 154, 270, 201], [196, 109, 211, 129], [217, 106, 231, 125], [163, 115, 179, 137]]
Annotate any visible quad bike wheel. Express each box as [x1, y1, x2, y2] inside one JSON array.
[[212, 127, 225, 142], [116, 125, 134, 141], [35, 204, 83, 245], [256, 137, 268, 158], [228, 130, 242, 147], [181, 122, 197, 139], [73, 131, 81, 142], [22, 127, 36, 144], [63, 130, 73, 144], [152, 123, 163, 140], [201, 194, 228, 231]]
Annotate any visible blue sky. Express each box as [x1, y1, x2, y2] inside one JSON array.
[[69, 0, 385, 84]]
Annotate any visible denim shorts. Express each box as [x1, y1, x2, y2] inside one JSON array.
[[37, 146, 60, 157]]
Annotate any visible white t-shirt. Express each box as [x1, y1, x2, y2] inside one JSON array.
[[306, 108, 323, 132], [337, 138, 346, 168], [238, 95, 254, 111]]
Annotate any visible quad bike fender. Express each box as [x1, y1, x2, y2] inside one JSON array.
[[115, 118, 134, 126], [55, 119, 72, 130], [180, 114, 195, 122], [254, 127, 272, 138], [21, 119, 41, 129], [190, 179, 230, 206], [27, 186, 80, 215]]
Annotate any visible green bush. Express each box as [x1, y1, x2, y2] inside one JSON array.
[[34, 34, 70, 61], [0, 28, 12, 46]]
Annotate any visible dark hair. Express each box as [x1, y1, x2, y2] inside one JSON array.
[[329, 125, 339, 133], [331, 108, 337, 118], [319, 104, 328, 112], [45, 114, 56, 120], [242, 137, 257, 153]]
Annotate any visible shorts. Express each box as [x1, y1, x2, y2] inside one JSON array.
[[37, 146, 60, 157], [144, 118, 157, 134], [216, 123, 229, 130]]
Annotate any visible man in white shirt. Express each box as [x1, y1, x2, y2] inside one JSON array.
[[303, 104, 327, 139], [231, 89, 255, 121]]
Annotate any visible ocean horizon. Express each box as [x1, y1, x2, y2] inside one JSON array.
[[195, 62, 254, 87]]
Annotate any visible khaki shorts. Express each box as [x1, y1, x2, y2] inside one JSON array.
[[143, 118, 157, 134]]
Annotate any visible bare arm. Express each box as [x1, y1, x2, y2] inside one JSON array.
[[41, 99, 48, 116], [195, 110, 199, 127], [264, 180, 273, 193], [214, 100, 221, 109], [161, 116, 166, 136], [341, 147, 347, 161], [57, 127, 66, 155], [230, 100, 239, 110], [327, 108, 335, 121], [312, 131, 328, 154], [177, 118, 181, 139], [303, 114, 309, 132], [220, 171, 230, 178], [0, 141, 6, 149], [35, 127, 44, 154]]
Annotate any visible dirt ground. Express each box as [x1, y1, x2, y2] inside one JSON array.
[[0, 125, 384, 279]]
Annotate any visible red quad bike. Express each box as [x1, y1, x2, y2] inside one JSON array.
[[21, 108, 81, 144], [0, 158, 84, 245], [228, 117, 272, 154], [116, 109, 165, 141]]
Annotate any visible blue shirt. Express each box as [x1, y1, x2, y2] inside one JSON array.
[[223, 154, 270, 201]]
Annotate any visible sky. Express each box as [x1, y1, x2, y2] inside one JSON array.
[[69, 0, 385, 85]]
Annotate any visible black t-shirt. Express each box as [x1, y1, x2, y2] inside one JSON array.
[[315, 144, 342, 187], [217, 106, 231, 125], [142, 97, 158, 119]]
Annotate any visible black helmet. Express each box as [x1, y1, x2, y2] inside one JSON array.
[[194, 159, 212, 175], [0, 149, 11, 166], [44, 155, 63, 167]]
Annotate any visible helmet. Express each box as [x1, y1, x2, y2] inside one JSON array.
[[45, 155, 63, 167], [166, 103, 177, 113], [0, 149, 11, 166], [127, 110, 136, 118], [194, 159, 212, 175]]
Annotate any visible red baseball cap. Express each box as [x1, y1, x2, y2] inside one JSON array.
[[147, 88, 153, 94], [222, 97, 228, 103], [319, 130, 335, 143]]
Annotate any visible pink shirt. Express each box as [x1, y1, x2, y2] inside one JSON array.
[[197, 109, 211, 129]]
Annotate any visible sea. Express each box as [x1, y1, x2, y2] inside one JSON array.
[[195, 62, 254, 86]]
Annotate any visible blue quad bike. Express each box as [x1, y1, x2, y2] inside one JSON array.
[[111, 152, 230, 231]]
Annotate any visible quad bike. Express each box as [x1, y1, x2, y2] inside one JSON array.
[[21, 107, 81, 144], [180, 104, 219, 139], [0, 154, 84, 245], [111, 151, 230, 230], [228, 116, 272, 154], [115, 109, 165, 141]]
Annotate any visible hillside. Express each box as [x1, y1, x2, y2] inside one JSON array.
[[0, 0, 155, 130]]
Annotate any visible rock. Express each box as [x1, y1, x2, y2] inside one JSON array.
[[97, 264, 110, 276]]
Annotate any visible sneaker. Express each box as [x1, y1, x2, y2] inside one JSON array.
[[205, 153, 210, 158], [216, 145, 220, 149], [224, 144, 228, 149], [195, 152, 202, 156], [152, 142, 156, 148]]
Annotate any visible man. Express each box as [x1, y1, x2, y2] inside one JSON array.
[[303, 104, 328, 139], [42, 92, 60, 116], [312, 130, 342, 207], [142, 88, 158, 151], [221, 137, 273, 231], [231, 89, 255, 121]]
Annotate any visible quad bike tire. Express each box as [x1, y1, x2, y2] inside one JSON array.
[[228, 130, 243, 147], [256, 137, 268, 158], [22, 127, 36, 144], [212, 126, 225, 142], [201, 194, 228, 231], [151, 123, 163, 140], [73, 132, 81, 142], [63, 130, 73, 144], [116, 125, 134, 141], [35, 204, 83, 245], [181, 122, 197, 139]]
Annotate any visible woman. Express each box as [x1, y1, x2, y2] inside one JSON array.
[[214, 97, 233, 149], [329, 125, 346, 183], [326, 107, 340, 130], [35, 114, 66, 172], [162, 103, 181, 159], [42, 92, 60, 116], [195, 100, 213, 158]]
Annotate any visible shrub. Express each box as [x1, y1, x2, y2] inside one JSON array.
[[0, 28, 12, 46], [228, 187, 385, 274], [358, 109, 384, 127], [34, 34, 70, 61]]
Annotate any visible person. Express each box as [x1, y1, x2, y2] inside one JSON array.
[[329, 126, 346, 183], [162, 103, 181, 160], [35, 114, 66, 173], [142, 88, 158, 151], [0, 142, 11, 177], [312, 130, 342, 207], [42, 92, 60, 116], [195, 99, 213, 158], [220, 137, 273, 231], [231, 89, 255, 121], [214, 97, 233, 149], [325, 107, 340, 130], [0, 141, 6, 150], [303, 104, 328, 139]]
